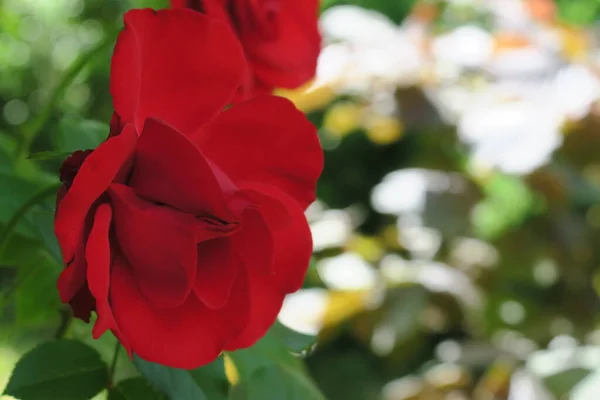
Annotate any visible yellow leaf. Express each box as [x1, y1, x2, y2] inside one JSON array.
[[323, 101, 362, 138], [365, 116, 404, 145], [223, 353, 239, 386], [556, 25, 589, 62], [276, 83, 337, 114], [323, 290, 371, 328], [347, 235, 384, 263]]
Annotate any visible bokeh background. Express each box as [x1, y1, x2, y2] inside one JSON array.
[[2, 0, 600, 399]]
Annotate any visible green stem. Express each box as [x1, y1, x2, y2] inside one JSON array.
[[0, 183, 62, 262], [108, 339, 122, 387], [54, 308, 73, 339], [16, 34, 116, 159]]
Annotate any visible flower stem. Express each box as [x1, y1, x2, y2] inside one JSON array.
[[108, 338, 122, 387], [54, 308, 73, 339]]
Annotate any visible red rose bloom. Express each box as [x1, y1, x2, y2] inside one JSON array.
[[171, 0, 321, 99], [54, 8, 323, 369]]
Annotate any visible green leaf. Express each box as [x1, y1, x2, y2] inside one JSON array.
[[543, 367, 592, 398], [0, 183, 62, 267], [129, 0, 170, 8], [0, 234, 42, 267], [134, 356, 229, 400], [0, 211, 60, 321], [379, 285, 429, 345], [134, 356, 207, 400], [472, 174, 536, 239], [54, 117, 109, 153], [230, 366, 325, 400], [227, 333, 303, 383], [3, 340, 109, 400], [572, 368, 600, 399], [0, 173, 45, 238], [227, 325, 325, 400], [557, 0, 600, 24], [271, 321, 316, 354], [0, 203, 62, 320], [0, 136, 13, 174], [31, 208, 62, 263], [108, 378, 166, 400], [188, 357, 230, 400], [15, 250, 62, 326]]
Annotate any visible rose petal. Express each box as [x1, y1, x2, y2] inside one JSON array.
[[84, 204, 128, 352], [54, 125, 137, 264], [57, 243, 87, 304], [109, 112, 123, 138], [230, 208, 273, 276], [108, 184, 198, 310], [171, 0, 227, 17], [110, 255, 250, 369], [68, 285, 95, 323], [193, 96, 323, 209], [224, 269, 285, 350], [240, 181, 312, 292], [237, 0, 321, 89], [225, 183, 313, 349], [110, 8, 246, 134], [235, 182, 291, 230], [194, 237, 239, 309], [233, 75, 272, 102], [85, 204, 132, 355], [170, 0, 194, 9], [130, 118, 234, 221]]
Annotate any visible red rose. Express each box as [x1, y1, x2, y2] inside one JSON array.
[[171, 0, 321, 99], [54, 8, 323, 369]]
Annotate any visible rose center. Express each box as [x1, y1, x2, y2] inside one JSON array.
[[199, 215, 239, 233]]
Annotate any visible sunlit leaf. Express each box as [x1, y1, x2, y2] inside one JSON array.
[[572, 368, 600, 399], [473, 174, 536, 239], [271, 321, 316, 354], [543, 368, 591, 398]]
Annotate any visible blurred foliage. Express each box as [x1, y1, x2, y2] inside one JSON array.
[[555, 0, 600, 24], [321, 0, 419, 23], [282, 0, 600, 399]]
